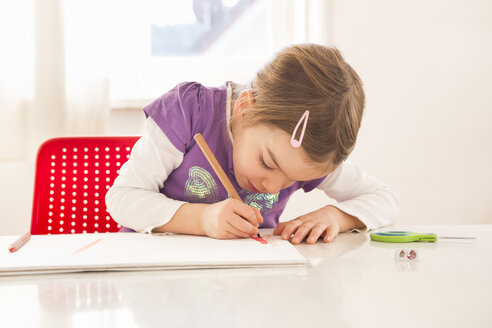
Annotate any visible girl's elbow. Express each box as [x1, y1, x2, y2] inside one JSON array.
[[105, 185, 142, 230], [379, 185, 399, 224], [105, 185, 123, 223]]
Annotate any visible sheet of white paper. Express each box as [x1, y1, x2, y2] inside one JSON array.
[[0, 231, 306, 275]]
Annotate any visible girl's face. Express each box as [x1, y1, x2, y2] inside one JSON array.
[[231, 122, 333, 194]]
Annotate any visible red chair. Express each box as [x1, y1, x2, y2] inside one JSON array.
[[30, 137, 140, 235]]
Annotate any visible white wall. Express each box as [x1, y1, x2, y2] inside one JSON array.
[[285, 0, 492, 225]]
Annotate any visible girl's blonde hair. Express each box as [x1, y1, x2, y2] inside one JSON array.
[[233, 44, 365, 166]]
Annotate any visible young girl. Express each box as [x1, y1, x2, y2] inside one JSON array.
[[106, 43, 399, 245]]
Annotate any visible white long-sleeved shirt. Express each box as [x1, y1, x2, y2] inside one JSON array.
[[106, 116, 399, 233]]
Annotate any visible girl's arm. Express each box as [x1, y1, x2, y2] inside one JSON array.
[[105, 117, 187, 233], [316, 161, 399, 231]]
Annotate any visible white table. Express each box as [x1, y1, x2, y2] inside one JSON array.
[[0, 225, 490, 328]]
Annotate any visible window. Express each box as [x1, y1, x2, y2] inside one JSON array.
[[150, 0, 265, 57], [109, 0, 272, 106]]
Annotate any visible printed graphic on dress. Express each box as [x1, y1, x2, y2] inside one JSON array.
[[240, 190, 279, 215], [185, 166, 221, 203]]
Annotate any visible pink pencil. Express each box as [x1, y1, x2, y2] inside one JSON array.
[[8, 232, 31, 252]]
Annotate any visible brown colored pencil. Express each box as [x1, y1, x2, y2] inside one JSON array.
[[193, 133, 261, 238]]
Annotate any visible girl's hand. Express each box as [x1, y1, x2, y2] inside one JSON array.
[[273, 206, 365, 245], [199, 198, 263, 239]]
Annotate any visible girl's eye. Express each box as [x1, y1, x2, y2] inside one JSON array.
[[259, 156, 273, 170]]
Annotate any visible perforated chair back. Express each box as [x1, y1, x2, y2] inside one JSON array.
[[30, 137, 140, 235]]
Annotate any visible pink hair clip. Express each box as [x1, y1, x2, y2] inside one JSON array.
[[290, 110, 309, 148]]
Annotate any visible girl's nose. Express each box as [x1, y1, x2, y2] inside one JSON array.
[[261, 176, 292, 195], [261, 180, 282, 195]]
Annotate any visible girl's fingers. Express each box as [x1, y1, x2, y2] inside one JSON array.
[[252, 207, 264, 224], [291, 222, 315, 244], [225, 220, 255, 238], [306, 224, 327, 244], [228, 214, 259, 236], [323, 224, 340, 243], [280, 220, 303, 240], [273, 222, 287, 235], [231, 200, 261, 226], [217, 230, 240, 239]]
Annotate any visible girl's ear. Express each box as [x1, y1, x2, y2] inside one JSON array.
[[232, 89, 254, 118]]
